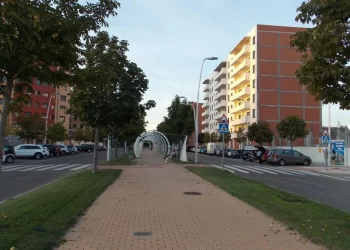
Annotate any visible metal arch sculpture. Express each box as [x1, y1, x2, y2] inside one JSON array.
[[133, 130, 171, 158]]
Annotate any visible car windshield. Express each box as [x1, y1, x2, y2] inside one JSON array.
[[67, 146, 73, 148]]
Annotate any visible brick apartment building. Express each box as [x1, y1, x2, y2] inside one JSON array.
[[187, 102, 205, 146], [202, 24, 322, 148]]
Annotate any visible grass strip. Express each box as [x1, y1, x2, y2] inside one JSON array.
[[100, 155, 133, 165], [187, 167, 350, 250], [0, 169, 122, 250]]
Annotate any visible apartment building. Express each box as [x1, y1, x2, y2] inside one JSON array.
[[227, 24, 321, 148], [54, 85, 71, 131], [188, 102, 205, 146], [202, 61, 228, 135]]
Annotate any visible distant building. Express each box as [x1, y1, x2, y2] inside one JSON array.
[[187, 102, 205, 146]]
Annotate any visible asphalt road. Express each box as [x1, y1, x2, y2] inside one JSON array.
[[0, 148, 123, 203], [187, 152, 350, 213]]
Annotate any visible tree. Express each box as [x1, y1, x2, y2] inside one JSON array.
[[203, 132, 210, 143], [247, 122, 274, 145], [16, 114, 45, 142], [218, 132, 231, 143], [210, 132, 218, 142], [198, 133, 205, 144], [290, 0, 350, 109], [234, 127, 247, 147], [47, 123, 68, 143], [0, 0, 120, 172], [71, 128, 86, 143], [277, 116, 308, 148]]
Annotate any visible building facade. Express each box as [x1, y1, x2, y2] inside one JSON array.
[[188, 102, 205, 146], [228, 24, 321, 148], [202, 61, 228, 135]]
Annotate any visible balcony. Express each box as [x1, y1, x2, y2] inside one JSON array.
[[230, 73, 250, 89], [202, 109, 209, 117], [214, 90, 226, 101], [203, 92, 209, 100], [204, 101, 209, 108], [230, 45, 250, 66], [202, 119, 209, 125], [232, 87, 250, 100], [215, 67, 227, 81], [214, 78, 227, 91], [230, 115, 250, 126], [231, 59, 250, 77], [203, 84, 209, 92], [230, 101, 250, 114], [214, 100, 227, 110]]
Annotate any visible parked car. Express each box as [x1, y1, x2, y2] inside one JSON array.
[[207, 142, 223, 156], [259, 150, 270, 163], [2, 150, 15, 163], [230, 149, 244, 159], [42, 144, 60, 157], [242, 150, 254, 160], [254, 145, 267, 163], [75, 146, 82, 154], [4, 145, 15, 156], [80, 144, 94, 153], [267, 149, 312, 166], [56, 144, 69, 155], [186, 146, 195, 152], [67, 145, 78, 154], [14, 144, 49, 159]]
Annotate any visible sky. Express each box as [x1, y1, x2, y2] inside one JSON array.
[[103, 0, 350, 130]]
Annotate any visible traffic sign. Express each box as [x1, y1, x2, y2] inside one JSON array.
[[322, 135, 330, 144], [323, 129, 328, 135], [218, 123, 229, 134], [219, 114, 228, 124]]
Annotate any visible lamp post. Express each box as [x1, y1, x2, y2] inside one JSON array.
[[195, 57, 218, 163], [44, 92, 60, 144]]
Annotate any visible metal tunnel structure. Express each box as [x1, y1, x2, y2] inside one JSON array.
[[134, 130, 171, 158]]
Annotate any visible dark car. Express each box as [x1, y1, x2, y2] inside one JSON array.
[[80, 144, 94, 152], [4, 145, 15, 156], [242, 150, 254, 160], [43, 144, 60, 157], [248, 150, 257, 162], [75, 146, 82, 154], [230, 149, 244, 159]]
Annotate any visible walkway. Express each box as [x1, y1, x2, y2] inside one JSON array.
[[57, 149, 323, 250]]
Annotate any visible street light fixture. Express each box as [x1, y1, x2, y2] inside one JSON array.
[[44, 92, 60, 144], [194, 57, 218, 163]]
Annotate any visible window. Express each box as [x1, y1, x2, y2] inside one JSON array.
[[35, 79, 40, 85], [51, 105, 55, 110], [253, 36, 255, 45], [252, 50, 255, 59], [252, 79, 255, 88], [252, 94, 255, 103], [252, 65, 255, 74], [51, 115, 55, 120], [63, 85, 67, 91], [26, 101, 32, 107], [43, 92, 49, 97], [24, 112, 31, 117], [59, 116, 65, 122], [35, 91, 40, 96], [60, 105, 66, 112], [73, 124, 77, 128], [32, 102, 38, 107], [41, 113, 47, 118], [293, 151, 301, 156], [42, 102, 48, 108], [60, 95, 66, 101], [252, 109, 255, 118], [284, 150, 293, 155]]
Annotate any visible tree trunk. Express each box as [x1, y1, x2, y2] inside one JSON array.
[[92, 127, 99, 174], [0, 77, 14, 173]]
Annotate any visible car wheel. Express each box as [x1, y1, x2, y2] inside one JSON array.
[[34, 153, 42, 159], [87, 149, 92, 153], [279, 159, 286, 166], [62, 151, 66, 156], [6, 155, 14, 163], [55, 153, 60, 157], [303, 159, 310, 166]]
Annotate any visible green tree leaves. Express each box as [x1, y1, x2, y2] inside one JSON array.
[[47, 123, 68, 143], [247, 122, 273, 145], [277, 116, 308, 148], [234, 127, 247, 145], [16, 114, 45, 142], [291, 0, 350, 109]]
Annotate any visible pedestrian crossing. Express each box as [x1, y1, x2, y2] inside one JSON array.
[[210, 164, 350, 182], [2, 164, 92, 172]]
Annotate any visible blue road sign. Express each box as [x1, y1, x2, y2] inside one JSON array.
[[218, 123, 229, 134], [322, 135, 330, 144]]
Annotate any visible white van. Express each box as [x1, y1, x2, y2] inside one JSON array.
[[207, 142, 223, 156]]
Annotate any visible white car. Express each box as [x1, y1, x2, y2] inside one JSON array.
[[2, 151, 15, 163], [14, 144, 49, 159]]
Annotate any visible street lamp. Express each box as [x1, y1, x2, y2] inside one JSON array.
[[44, 92, 60, 144], [195, 57, 218, 163]]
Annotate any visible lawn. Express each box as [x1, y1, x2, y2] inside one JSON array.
[[187, 167, 350, 250], [0, 169, 122, 250], [100, 154, 134, 165]]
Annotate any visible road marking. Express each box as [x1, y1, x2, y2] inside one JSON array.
[[19, 165, 53, 171], [232, 165, 264, 174], [210, 164, 235, 174], [314, 173, 350, 182], [243, 165, 278, 175], [53, 164, 81, 170], [275, 168, 306, 175], [255, 166, 294, 176], [300, 170, 321, 176], [70, 164, 92, 170], [224, 165, 249, 174], [2, 165, 22, 170], [3, 165, 39, 172], [36, 164, 67, 171]]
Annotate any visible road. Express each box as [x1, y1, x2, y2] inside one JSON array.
[[187, 152, 350, 213], [0, 148, 123, 203]]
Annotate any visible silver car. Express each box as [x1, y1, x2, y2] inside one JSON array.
[[267, 149, 311, 166], [66, 145, 78, 155]]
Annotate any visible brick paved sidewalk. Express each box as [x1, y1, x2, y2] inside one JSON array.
[[57, 149, 324, 250]]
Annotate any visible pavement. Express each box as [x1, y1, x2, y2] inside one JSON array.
[[0, 148, 123, 203], [57, 149, 322, 250], [187, 152, 350, 213]]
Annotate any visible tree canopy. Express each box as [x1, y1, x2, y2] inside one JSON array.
[[277, 116, 308, 148], [247, 122, 274, 145], [16, 114, 45, 142], [234, 127, 247, 145], [47, 123, 68, 143], [290, 0, 350, 109]]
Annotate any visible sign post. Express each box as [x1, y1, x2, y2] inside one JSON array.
[[218, 114, 229, 171], [322, 129, 330, 172]]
